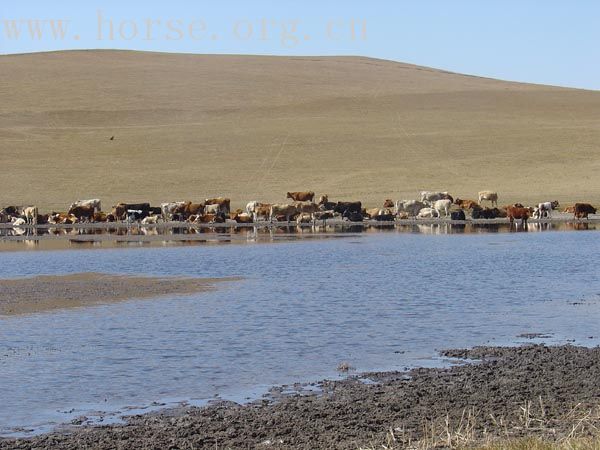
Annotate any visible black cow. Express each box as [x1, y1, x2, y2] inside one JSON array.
[[471, 206, 500, 219], [1, 206, 19, 217], [112, 203, 151, 221], [334, 201, 362, 215], [574, 203, 597, 219], [342, 210, 364, 222], [450, 210, 466, 221]]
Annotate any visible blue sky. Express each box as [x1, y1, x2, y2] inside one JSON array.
[[1, 1, 599, 90]]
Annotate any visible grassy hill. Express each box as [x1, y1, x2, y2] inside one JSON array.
[[1, 50, 599, 211]]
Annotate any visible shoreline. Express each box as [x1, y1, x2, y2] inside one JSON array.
[[1, 213, 599, 231], [0, 216, 598, 253], [3, 344, 600, 449]]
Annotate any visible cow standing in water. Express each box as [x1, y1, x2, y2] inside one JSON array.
[[22, 206, 38, 225], [506, 205, 530, 227], [574, 203, 597, 219], [535, 200, 559, 218]]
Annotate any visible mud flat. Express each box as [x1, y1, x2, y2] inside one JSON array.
[[3, 345, 600, 449], [0, 273, 236, 316]]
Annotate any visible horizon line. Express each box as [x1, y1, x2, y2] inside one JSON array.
[[1, 47, 596, 92]]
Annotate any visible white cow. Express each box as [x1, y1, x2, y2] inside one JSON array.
[[395, 200, 427, 217], [161, 202, 186, 221], [296, 213, 314, 224], [22, 206, 38, 225], [141, 215, 160, 225], [478, 191, 498, 207], [11, 217, 27, 226], [70, 199, 101, 213], [432, 199, 452, 217], [536, 200, 559, 218], [204, 204, 222, 215], [417, 207, 440, 219], [246, 201, 267, 217], [269, 204, 298, 222], [420, 191, 449, 203]]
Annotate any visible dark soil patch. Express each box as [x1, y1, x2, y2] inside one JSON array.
[[3, 345, 600, 449]]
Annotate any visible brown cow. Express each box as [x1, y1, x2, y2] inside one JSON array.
[[92, 212, 110, 222], [49, 212, 78, 224], [574, 203, 597, 219], [383, 199, 395, 208], [367, 208, 395, 221], [68, 205, 95, 222], [233, 212, 253, 224], [294, 202, 319, 214], [229, 209, 243, 220], [454, 198, 479, 209], [506, 206, 530, 225], [193, 213, 226, 224], [270, 204, 298, 222], [502, 203, 525, 210], [184, 202, 204, 219], [194, 214, 214, 224], [287, 191, 314, 202], [563, 205, 575, 214], [253, 205, 271, 222], [204, 198, 231, 215]]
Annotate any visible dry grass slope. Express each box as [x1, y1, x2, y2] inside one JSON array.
[[1, 50, 599, 210]]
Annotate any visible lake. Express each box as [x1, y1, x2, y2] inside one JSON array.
[[1, 228, 599, 436]]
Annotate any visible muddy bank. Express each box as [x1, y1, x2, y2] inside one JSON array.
[[0, 273, 237, 316], [3, 345, 600, 449]]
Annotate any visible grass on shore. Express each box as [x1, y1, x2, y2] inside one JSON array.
[[360, 399, 600, 450], [470, 437, 600, 449]]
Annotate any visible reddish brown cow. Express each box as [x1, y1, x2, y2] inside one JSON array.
[[50, 212, 77, 224], [195, 213, 227, 223], [233, 213, 253, 223], [506, 206, 530, 225], [286, 191, 314, 202], [574, 203, 597, 219], [383, 199, 395, 208], [454, 198, 479, 209]]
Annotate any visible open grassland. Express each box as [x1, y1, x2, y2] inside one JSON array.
[[1, 50, 600, 211]]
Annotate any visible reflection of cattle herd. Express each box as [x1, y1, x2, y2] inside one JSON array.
[[0, 190, 597, 227]]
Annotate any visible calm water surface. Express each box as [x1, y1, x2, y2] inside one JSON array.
[[1, 230, 600, 436]]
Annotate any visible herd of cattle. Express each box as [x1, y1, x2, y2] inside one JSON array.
[[0, 190, 597, 227]]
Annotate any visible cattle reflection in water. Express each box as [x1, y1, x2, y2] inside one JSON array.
[[0, 221, 598, 251]]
